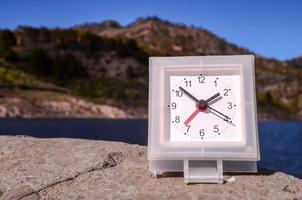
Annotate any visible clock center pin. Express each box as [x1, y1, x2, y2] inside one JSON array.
[[197, 99, 208, 111]]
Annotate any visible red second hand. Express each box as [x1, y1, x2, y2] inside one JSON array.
[[184, 108, 200, 126]]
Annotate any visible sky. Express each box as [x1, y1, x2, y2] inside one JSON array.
[[0, 0, 301, 60]]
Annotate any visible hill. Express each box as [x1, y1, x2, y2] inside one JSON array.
[[0, 17, 301, 119]]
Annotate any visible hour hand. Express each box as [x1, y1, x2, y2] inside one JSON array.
[[179, 87, 199, 103], [206, 93, 220, 103]]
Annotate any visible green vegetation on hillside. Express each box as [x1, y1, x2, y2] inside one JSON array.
[[0, 27, 149, 107]]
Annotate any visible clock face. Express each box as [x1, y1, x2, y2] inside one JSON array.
[[169, 72, 243, 142]]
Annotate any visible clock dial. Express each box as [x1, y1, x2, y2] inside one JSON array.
[[169, 73, 242, 142]]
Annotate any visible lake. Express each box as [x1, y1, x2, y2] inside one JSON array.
[[0, 119, 301, 178]]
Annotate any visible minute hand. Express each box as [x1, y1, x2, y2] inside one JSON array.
[[179, 87, 199, 103], [208, 106, 231, 121]]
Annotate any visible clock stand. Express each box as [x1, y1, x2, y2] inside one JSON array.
[[150, 159, 257, 184]]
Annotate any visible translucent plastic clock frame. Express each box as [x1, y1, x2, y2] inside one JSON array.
[[148, 55, 260, 183]]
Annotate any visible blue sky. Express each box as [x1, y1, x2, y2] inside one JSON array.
[[0, 0, 301, 60]]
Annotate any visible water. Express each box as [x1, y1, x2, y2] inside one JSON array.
[[0, 119, 301, 178], [258, 121, 302, 178]]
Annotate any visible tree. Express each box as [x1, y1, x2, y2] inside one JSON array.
[[29, 49, 52, 75], [0, 30, 16, 55], [52, 53, 87, 82], [264, 91, 273, 104], [126, 66, 136, 79]]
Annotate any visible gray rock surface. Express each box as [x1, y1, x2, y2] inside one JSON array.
[[0, 136, 301, 200]]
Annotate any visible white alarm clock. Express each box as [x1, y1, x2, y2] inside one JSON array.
[[148, 55, 260, 183]]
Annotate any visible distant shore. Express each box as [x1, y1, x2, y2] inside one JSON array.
[[0, 91, 292, 120]]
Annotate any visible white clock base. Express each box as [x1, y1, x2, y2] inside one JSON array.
[[184, 159, 224, 184], [150, 160, 257, 184]]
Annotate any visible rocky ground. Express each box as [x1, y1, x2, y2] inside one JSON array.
[[0, 136, 301, 200]]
